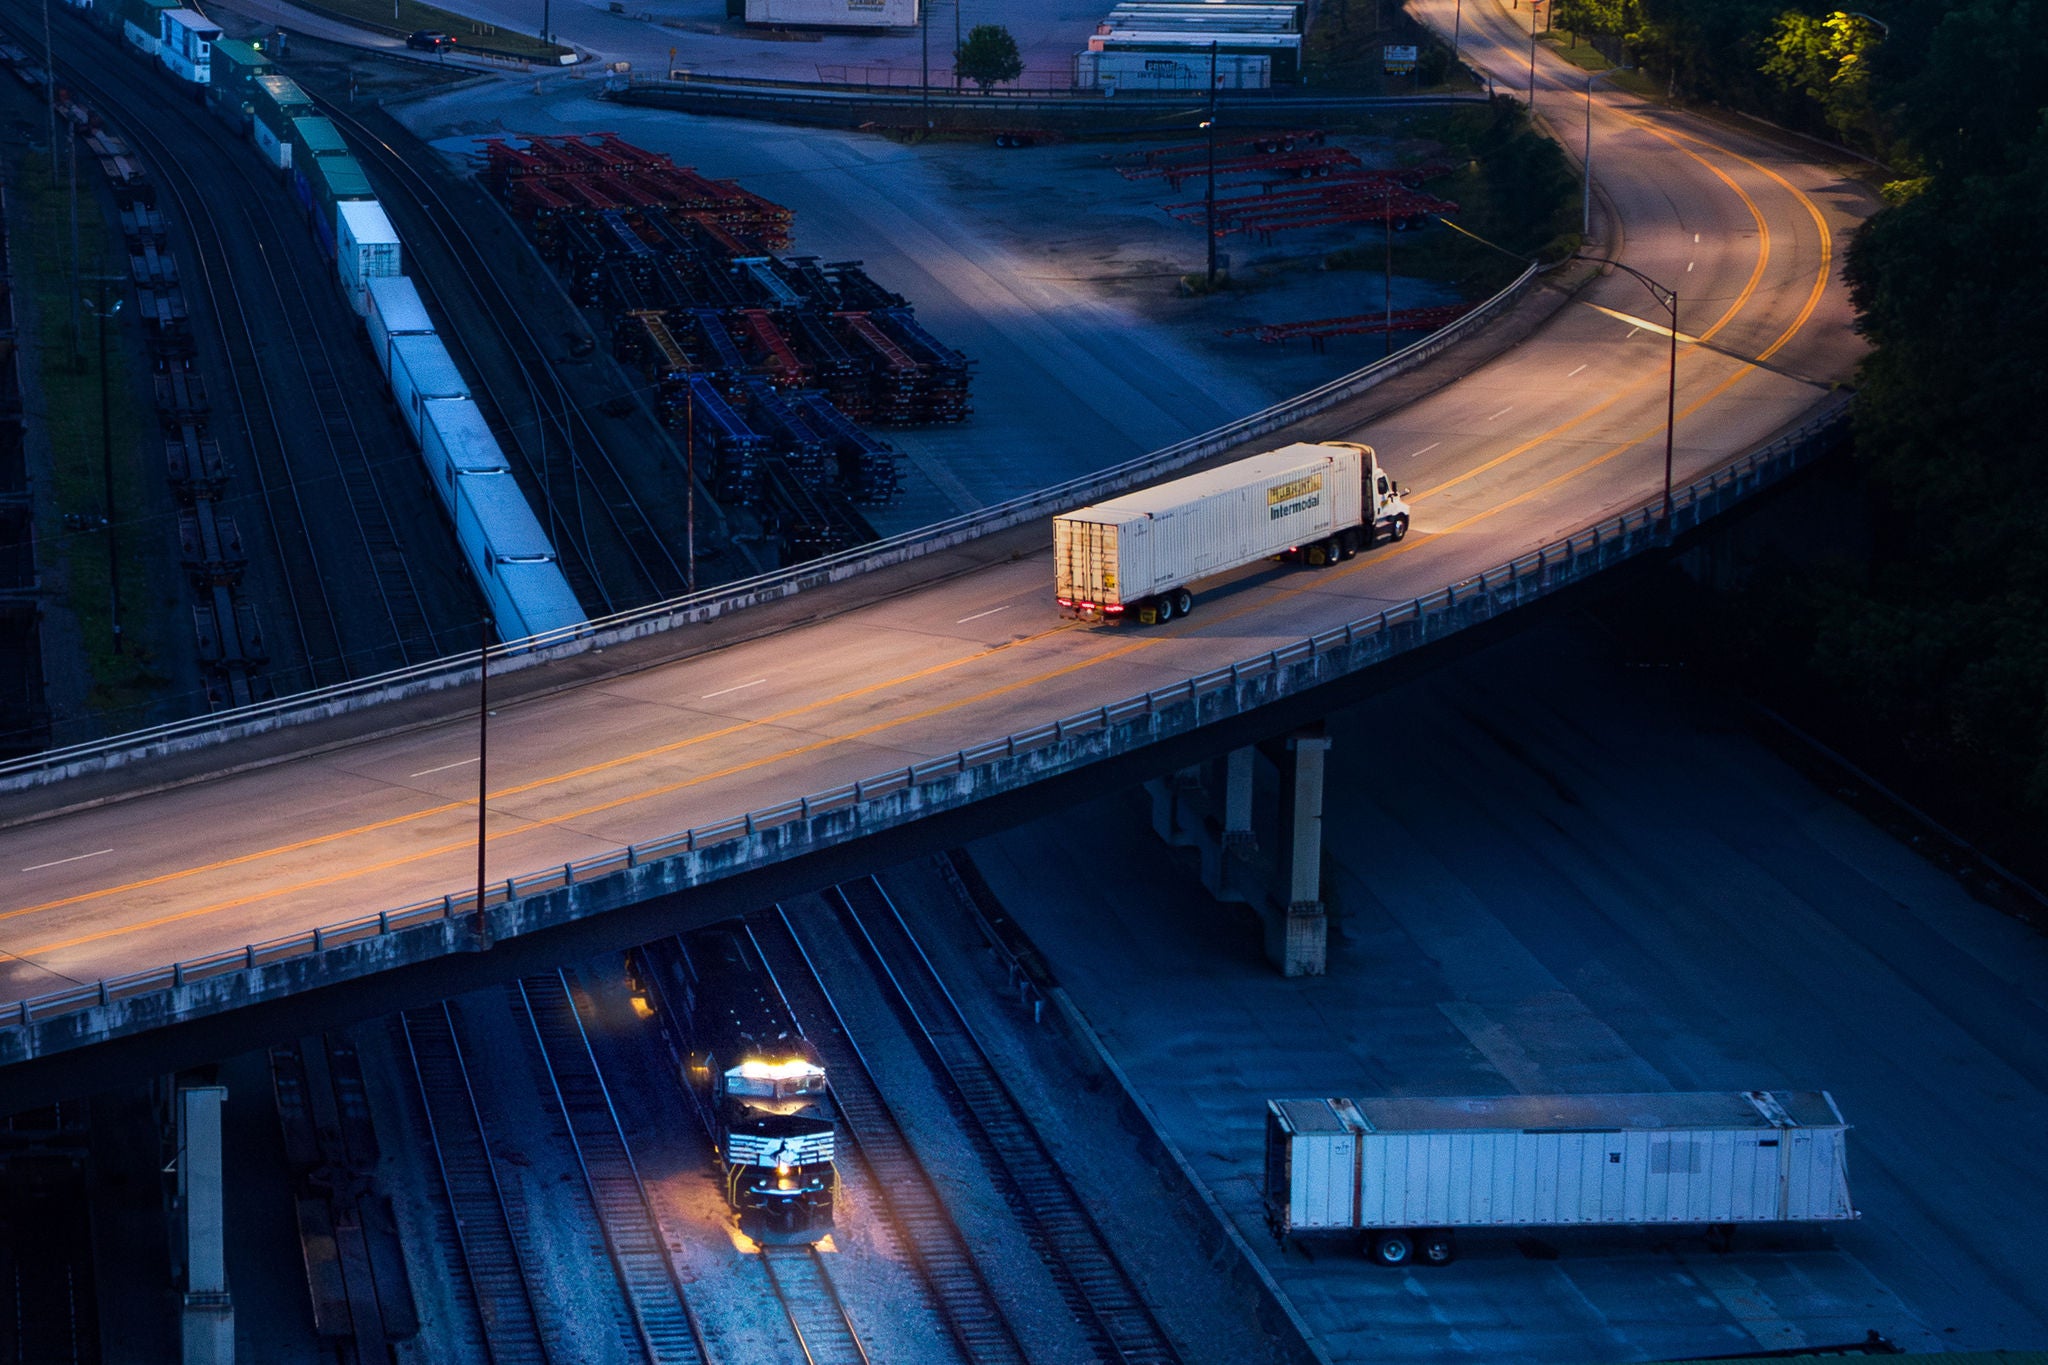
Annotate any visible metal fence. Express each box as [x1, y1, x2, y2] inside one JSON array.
[[1, 395, 1852, 1040], [0, 261, 1541, 792]]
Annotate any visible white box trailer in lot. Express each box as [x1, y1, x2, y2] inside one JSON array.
[[744, 0, 915, 26], [336, 202, 402, 318], [1054, 441, 1408, 624], [1266, 1092, 1858, 1267], [388, 334, 470, 446], [365, 275, 434, 380], [1075, 48, 1271, 90], [420, 398, 511, 510]]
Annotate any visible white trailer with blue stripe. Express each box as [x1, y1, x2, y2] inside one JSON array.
[[1265, 1092, 1858, 1266]]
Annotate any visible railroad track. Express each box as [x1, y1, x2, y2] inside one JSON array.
[[829, 877, 1185, 1365], [515, 970, 708, 1365], [753, 911, 1024, 1365], [398, 1004, 553, 1365], [759, 1245, 870, 1365], [313, 100, 692, 616], [2, 1, 453, 684]]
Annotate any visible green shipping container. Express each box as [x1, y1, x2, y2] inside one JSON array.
[[249, 74, 313, 168], [288, 115, 348, 167], [207, 38, 271, 120]]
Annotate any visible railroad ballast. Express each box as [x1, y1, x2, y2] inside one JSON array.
[[1055, 441, 1410, 623], [1265, 1091, 1858, 1267]]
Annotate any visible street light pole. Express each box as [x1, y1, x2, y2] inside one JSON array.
[[921, 0, 930, 128], [474, 614, 492, 947], [1451, 0, 1461, 60], [1574, 254, 1679, 528], [1527, 0, 1543, 107]]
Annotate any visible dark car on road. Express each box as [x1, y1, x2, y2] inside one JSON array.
[[406, 29, 455, 50]]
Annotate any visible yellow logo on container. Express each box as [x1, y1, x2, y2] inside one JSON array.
[[1267, 473, 1324, 520]]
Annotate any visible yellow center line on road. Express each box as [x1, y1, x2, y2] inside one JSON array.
[[15, 634, 1165, 960], [1, 115, 1845, 967], [1413, 129, 1774, 505], [1, 621, 1080, 925]]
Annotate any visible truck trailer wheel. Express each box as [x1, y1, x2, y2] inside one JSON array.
[[1172, 588, 1194, 617], [1369, 1231, 1414, 1267], [1420, 1231, 1458, 1265], [1154, 594, 1175, 623]]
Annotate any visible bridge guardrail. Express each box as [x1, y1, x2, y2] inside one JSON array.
[[1, 393, 1852, 1044], [0, 261, 1541, 793]]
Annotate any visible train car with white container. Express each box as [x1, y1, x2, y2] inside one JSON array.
[[1265, 1092, 1859, 1267], [155, 8, 219, 82], [1054, 441, 1408, 624], [386, 333, 470, 444], [419, 399, 511, 503], [335, 201, 401, 317], [364, 275, 434, 379], [450, 472, 584, 640]]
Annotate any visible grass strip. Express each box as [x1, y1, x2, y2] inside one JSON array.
[[289, 0, 573, 63], [21, 154, 175, 721]]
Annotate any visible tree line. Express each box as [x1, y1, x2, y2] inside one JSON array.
[[1592, 0, 2048, 835]]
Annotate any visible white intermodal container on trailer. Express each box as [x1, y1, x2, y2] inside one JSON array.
[[365, 275, 434, 380], [387, 333, 470, 446], [420, 398, 511, 512], [1265, 1092, 1858, 1267], [335, 201, 402, 318], [450, 471, 581, 642], [744, 0, 915, 26], [1054, 441, 1407, 624]]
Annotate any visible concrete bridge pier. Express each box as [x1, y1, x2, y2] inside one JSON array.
[[175, 1084, 234, 1365], [1143, 725, 1331, 977]]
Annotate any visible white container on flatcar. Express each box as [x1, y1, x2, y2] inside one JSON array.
[[496, 560, 586, 641], [335, 201, 402, 318], [156, 9, 220, 82], [387, 334, 469, 446], [450, 471, 580, 641], [419, 398, 510, 509], [1266, 1092, 1857, 1264], [365, 275, 434, 380]]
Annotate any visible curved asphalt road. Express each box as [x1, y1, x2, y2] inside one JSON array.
[[0, 4, 1873, 1011]]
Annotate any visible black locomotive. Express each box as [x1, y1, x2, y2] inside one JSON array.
[[630, 922, 836, 1244]]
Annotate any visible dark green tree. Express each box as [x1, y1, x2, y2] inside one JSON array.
[[955, 24, 1024, 92]]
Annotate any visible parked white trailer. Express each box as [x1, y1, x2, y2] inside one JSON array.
[[743, 0, 916, 27], [387, 333, 469, 446], [420, 398, 511, 507], [1265, 1092, 1858, 1267], [335, 201, 402, 318], [1074, 48, 1271, 90], [365, 275, 434, 380], [1054, 441, 1408, 624]]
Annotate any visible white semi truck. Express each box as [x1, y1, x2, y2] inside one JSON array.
[[1054, 441, 1410, 624], [1265, 1092, 1859, 1266]]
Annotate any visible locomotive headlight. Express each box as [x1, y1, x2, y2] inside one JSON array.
[[777, 1175, 794, 1190]]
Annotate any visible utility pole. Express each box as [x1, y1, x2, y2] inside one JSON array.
[[1203, 41, 1218, 286], [97, 277, 121, 653], [473, 615, 492, 948], [1383, 206, 1393, 356], [953, 0, 960, 89], [685, 380, 697, 594], [921, 0, 930, 128]]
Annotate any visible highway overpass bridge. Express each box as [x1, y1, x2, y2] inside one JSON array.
[[0, 10, 1873, 1102]]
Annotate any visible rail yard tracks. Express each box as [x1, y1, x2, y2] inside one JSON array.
[[754, 910, 1028, 1365], [516, 970, 708, 1365], [828, 877, 1185, 1365], [760, 1244, 871, 1365]]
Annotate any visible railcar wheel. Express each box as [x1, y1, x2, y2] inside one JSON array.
[[1420, 1232, 1458, 1265], [1371, 1231, 1414, 1267], [1173, 588, 1194, 617]]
